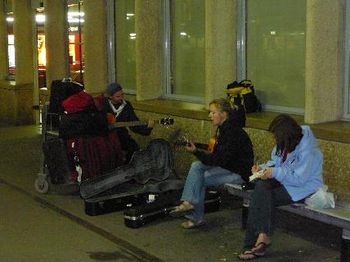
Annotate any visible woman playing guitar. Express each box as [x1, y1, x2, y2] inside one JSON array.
[[170, 98, 254, 229]]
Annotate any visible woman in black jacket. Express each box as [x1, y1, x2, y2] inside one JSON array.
[[171, 98, 254, 228]]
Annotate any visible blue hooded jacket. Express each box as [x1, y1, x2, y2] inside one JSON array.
[[264, 125, 324, 201]]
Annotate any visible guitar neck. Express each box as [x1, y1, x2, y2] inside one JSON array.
[[110, 121, 149, 128], [175, 141, 209, 151], [109, 117, 173, 129]]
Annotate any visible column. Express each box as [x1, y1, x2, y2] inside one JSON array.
[[11, 0, 34, 124], [13, 0, 34, 85], [204, 0, 236, 107], [135, 0, 162, 100], [83, 0, 108, 93], [44, 0, 69, 89], [304, 0, 344, 123]]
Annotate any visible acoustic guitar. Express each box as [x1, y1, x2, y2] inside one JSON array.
[[174, 136, 217, 153]]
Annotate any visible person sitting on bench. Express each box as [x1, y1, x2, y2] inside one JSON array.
[[170, 98, 254, 229], [94, 82, 155, 164], [237, 114, 324, 260]]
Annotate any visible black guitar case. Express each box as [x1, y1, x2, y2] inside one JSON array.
[[80, 139, 184, 216], [124, 190, 221, 229]]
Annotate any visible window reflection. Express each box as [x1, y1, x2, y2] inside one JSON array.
[[170, 0, 205, 99]]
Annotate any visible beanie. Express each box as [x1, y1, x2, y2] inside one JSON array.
[[106, 82, 122, 96]]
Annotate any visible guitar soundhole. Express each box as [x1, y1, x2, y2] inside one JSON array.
[[160, 118, 174, 126]]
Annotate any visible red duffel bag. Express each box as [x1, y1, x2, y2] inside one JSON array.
[[66, 131, 123, 182]]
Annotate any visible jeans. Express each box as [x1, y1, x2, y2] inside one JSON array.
[[244, 179, 293, 248], [181, 161, 244, 222]]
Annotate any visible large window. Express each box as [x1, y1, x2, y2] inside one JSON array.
[[115, 0, 136, 92], [245, 0, 306, 114], [169, 0, 205, 100]]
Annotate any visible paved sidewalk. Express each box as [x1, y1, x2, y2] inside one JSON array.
[[0, 125, 341, 262]]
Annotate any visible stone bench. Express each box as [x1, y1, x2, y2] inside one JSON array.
[[225, 183, 350, 262]]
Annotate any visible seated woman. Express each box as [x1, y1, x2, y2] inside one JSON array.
[[237, 114, 324, 260], [170, 98, 254, 229]]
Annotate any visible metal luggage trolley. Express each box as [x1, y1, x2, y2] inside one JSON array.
[[34, 103, 79, 194]]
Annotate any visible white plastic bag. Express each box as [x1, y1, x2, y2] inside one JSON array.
[[304, 185, 335, 209]]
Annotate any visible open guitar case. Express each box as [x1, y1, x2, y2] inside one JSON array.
[[79, 139, 221, 228]]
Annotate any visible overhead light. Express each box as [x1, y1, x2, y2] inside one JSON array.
[[36, 14, 45, 23]]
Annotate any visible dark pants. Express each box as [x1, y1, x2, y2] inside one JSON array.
[[121, 138, 140, 164], [244, 179, 293, 248]]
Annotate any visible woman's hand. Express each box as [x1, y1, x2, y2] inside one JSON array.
[[147, 120, 155, 128], [251, 165, 261, 173], [260, 167, 273, 180], [185, 142, 197, 153]]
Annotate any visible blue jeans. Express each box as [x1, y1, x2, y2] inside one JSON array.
[[181, 161, 244, 222]]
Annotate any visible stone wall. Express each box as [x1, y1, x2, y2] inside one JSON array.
[[0, 82, 34, 125], [132, 110, 350, 201]]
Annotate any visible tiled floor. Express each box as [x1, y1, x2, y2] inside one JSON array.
[[0, 125, 341, 262]]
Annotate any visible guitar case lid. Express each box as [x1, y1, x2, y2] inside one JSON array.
[[80, 139, 178, 199]]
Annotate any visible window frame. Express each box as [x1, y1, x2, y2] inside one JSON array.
[[343, 0, 350, 119]]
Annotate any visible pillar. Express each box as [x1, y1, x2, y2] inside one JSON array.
[[304, 0, 344, 123], [13, 0, 34, 85], [11, 0, 34, 124], [205, 0, 236, 107], [83, 0, 108, 93], [135, 0, 162, 100], [44, 0, 69, 89]]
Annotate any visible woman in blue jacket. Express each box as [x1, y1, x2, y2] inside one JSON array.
[[238, 114, 324, 260]]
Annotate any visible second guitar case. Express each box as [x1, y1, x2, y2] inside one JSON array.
[[124, 190, 221, 229]]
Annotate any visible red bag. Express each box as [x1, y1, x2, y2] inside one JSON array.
[[63, 90, 95, 113], [66, 132, 123, 182]]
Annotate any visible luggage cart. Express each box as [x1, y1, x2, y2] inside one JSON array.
[[34, 103, 79, 194]]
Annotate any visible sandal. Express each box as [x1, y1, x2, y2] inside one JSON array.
[[169, 202, 194, 217], [181, 219, 205, 229]]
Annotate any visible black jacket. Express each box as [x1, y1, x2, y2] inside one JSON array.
[[100, 98, 152, 142], [193, 117, 254, 182]]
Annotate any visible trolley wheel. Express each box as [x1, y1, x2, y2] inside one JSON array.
[[34, 177, 49, 193]]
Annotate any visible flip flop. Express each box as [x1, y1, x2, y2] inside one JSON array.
[[169, 202, 194, 217], [237, 250, 258, 260], [251, 242, 271, 257], [181, 220, 205, 229], [237, 242, 271, 260]]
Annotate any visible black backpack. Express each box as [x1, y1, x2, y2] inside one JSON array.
[[226, 80, 262, 113], [47, 79, 84, 128]]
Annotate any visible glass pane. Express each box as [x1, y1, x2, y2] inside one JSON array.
[[170, 0, 205, 98], [68, 0, 84, 84], [36, 5, 46, 89], [115, 0, 136, 92], [6, 8, 14, 77], [247, 0, 306, 110]]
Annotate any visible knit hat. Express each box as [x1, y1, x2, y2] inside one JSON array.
[[106, 82, 122, 96]]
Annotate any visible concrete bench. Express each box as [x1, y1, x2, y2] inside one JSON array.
[[225, 183, 350, 262]]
